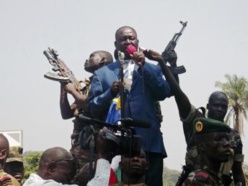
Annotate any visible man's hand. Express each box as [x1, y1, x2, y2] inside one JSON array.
[[0, 175, 12, 186], [96, 128, 119, 162], [130, 51, 145, 66], [162, 50, 178, 67], [111, 80, 121, 97], [142, 49, 163, 63]]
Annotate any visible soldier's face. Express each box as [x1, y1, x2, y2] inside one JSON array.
[[207, 93, 228, 121], [4, 162, 24, 183], [203, 132, 232, 162]]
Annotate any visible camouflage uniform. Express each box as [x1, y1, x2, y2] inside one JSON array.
[[182, 169, 223, 186], [70, 79, 98, 169], [5, 146, 24, 185], [6, 146, 23, 163], [178, 105, 244, 185]]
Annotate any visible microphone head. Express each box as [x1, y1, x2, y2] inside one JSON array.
[[126, 45, 137, 55]]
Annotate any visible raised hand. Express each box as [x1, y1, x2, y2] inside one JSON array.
[[142, 49, 163, 63]]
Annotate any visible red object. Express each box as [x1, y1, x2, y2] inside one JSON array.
[[126, 45, 137, 54], [109, 168, 118, 185]]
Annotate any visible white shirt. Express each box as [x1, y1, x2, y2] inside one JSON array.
[[123, 60, 138, 91], [87, 159, 111, 186], [23, 173, 78, 186]]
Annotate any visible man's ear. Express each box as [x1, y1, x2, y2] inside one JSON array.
[[114, 41, 117, 48], [0, 149, 8, 160], [99, 57, 106, 67], [47, 162, 56, 174]]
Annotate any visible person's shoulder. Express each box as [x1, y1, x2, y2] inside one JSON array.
[[184, 169, 212, 185], [96, 61, 119, 73]]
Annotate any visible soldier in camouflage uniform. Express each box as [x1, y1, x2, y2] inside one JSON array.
[[0, 134, 20, 186], [182, 117, 232, 186], [4, 146, 24, 185], [142, 49, 246, 185], [60, 51, 113, 168]]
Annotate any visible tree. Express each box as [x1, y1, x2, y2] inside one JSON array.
[[23, 151, 42, 181], [215, 74, 248, 135]]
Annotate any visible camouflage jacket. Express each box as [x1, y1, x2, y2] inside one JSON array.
[[182, 169, 223, 186]]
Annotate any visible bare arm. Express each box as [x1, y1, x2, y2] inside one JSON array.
[[60, 83, 74, 119], [143, 49, 191, 119]]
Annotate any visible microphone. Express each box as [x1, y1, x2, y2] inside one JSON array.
[[120, 118, 151, 128], [126, 45, 142, 66]]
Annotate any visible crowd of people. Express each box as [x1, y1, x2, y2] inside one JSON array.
[[0, 25, 246, 186]]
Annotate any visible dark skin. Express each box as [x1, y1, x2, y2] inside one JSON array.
[[60, 51, 113, 119], [4, 162, 24, 184], [37, 147, 77, 184], [111, 27, 146, 97], [0, 134, 19, 186], [195, 132, 232, 173], [144, 49, 246, 185], [120, 151, 148, 185], [95, 128, 119, 162]]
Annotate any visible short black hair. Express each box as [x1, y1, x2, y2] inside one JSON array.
[[115, 26, 137, 40]]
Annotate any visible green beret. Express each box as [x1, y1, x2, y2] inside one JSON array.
[[6, 146, 23, 163], [193, 117, 230, 135]]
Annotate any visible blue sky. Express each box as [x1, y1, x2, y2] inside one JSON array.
[[0, 0, 248, 171]]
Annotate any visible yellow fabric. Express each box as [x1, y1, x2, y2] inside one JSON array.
[[113, 97, 121, 110]]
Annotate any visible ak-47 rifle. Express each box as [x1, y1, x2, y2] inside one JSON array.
[[43, 47, 84, 91], [162, 21, 188, 75]]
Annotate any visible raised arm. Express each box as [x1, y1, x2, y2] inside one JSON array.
[[143, 49, 191, 120]]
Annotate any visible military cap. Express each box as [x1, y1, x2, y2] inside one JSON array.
[[193, 117, 231, 135], [6, 146, 23, 163]]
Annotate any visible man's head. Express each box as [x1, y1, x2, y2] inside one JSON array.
[[0, 134, 9, 168], [193, 117, 232, 163], [207, 91, 228, 121], [4, 146, 24, 184], [114, 26, 139, 59], [120, 149, 147, 182], [84, 50, 113, 73], [37, 147, 77, 184]]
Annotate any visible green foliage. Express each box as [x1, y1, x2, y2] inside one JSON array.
[[23, 151, 43, 181], [163, 167, 180, 186], [215, 74, 248, 135], [243, 163, 248, 184]]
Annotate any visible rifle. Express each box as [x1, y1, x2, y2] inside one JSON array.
[[43, 47, 83, 91], [162, 21, 188, 75]]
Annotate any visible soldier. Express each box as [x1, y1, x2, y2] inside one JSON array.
[[142, 49, 246, 185], [4, 146, 24, 185], [0, 134, 20, 186], [60, 50, 113, 168], [182, 117, 232, 185]]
